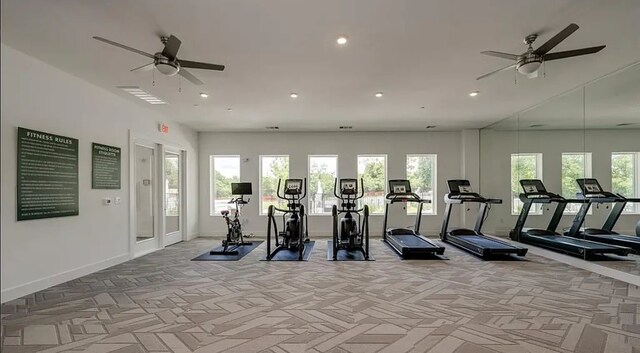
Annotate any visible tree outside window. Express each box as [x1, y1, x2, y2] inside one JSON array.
[[260, 156, 290, 214], [210, 156, 240, 215], [511, 153, 543, 215], [612, 153, 639, 213], [406, 155, 437, 215], [561, 153, 592, 214], [308, 156, 338, 215], [357, 155, 387, 214]]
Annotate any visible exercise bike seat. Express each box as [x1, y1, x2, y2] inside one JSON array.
[[220, 210, 230, 216]]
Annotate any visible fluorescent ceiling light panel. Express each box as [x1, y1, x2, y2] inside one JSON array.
[[118, 86, 167, 105]]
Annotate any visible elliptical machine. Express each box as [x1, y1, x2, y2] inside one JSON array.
[[266, 178, 309, 260], [210, 182, 253, 255], [331, 178, 370, 260]]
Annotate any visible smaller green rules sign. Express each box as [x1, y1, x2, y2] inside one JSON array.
[[92, 143, 121, 189]]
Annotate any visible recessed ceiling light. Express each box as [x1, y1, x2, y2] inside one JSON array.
[[199, 92, 209, 98], [290, 93, 299, 99], [336, 36, 348, 45], [469, 91, 479, 97], [375, 92, 383, 98], [529, 124, 545, 128], [266, 126, 280, 130], [227, 108, 233, 111], [420, 106, 426, 109], [426, 125, 436, 129], [616, 123, 636, 126], [339, 126, 353, 130]]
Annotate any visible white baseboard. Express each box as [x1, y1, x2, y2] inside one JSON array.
[[1, 253, 130, 304]]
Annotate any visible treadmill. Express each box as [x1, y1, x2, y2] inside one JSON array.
[[441, 180, 527, 258], [510, 179, 631, 259], [565, 178, 640, 253], [383, 179, 445, 258]]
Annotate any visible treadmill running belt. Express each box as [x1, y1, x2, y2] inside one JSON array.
[[456, 235, 516, 249], [533, 234, 622, 249], [392, 234, 436, 247]]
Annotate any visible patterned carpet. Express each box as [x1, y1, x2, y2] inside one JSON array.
[[2, 238, 640, 353]]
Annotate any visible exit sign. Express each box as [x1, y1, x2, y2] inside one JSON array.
[[159, 123, 169, 134]]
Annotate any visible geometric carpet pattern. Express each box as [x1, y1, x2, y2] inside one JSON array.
[[2, 238, 640, 353]]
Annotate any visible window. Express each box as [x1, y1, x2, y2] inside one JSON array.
[[406, 154, 437, 215], [210, 156, 240, 215], [308, 156, 338, 215], [511, 153, 543, 215], [357, 155, 387, 214], [260, 155, 290, 215], [561, 153, 592, 214], [612, 152, 640, 214]]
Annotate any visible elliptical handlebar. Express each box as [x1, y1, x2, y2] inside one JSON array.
[[276, 179, 284, 200]]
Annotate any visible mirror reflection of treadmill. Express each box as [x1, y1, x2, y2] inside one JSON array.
[[382, 179, 445, 258], [509, 179, 632, 260], [440, 179, 527, 258], [565, 178, 640, 253]]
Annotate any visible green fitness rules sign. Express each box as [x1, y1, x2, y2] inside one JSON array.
[[17, 127, 79, 221], [92, 143, 121, 189]]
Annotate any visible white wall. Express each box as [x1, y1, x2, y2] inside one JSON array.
[[1, 44, 199, 302], [480, 128, 640, 235], [199, 131, 482, 238]]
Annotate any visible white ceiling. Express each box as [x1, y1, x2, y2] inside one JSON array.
[[2, 0, 639, 132]]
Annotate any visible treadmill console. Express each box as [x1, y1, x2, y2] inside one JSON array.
[[520, 179, 547, 195], [340, 179, 358, 195], [575, 178, 616, 199], [447, 180, 476, 198], [389, 180, 412, 194], [284, 179, 303, 195]]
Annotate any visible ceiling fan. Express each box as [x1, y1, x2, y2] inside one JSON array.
[[477, 23, 605, 80], [93, 35, 225, 85]]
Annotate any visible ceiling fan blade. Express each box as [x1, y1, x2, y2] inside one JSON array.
[[544, 45, 606, 61], [161, 35, 181, 60], [178, 68, 204, 85], [130, 62, 155, 72], [533, 23, 579, 55], [480, 51, 519, 60], [179, 59, 225, 71], [476, 63, 516, 80], [93, 36, 154, 59]]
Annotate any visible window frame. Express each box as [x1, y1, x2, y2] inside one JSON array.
[[209, 155, 241, 216], [259, 155, 290, 216], [406, 154, 438, 215], [511, 153, 543, 216], [307, 155, 339, 216], [561, 152, 593, 215], [611, 152, 640, 214], [356, 154, 388, 215]]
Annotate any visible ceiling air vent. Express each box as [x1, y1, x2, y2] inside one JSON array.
[[339, 126, 353, 130], [266, 126, 280, 130], [425, 125, 436, 129]]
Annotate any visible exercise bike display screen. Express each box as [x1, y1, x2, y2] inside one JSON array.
[[231, 182, 252, 195], [284, 179, 303, 194], [340, 179, 358, 195]]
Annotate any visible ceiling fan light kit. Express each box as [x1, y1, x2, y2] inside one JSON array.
[[93, 34, 225, 86], [477, 23, 605, 81]]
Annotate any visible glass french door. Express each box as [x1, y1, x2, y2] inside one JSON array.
[[134, 143, 159, 256], [164, 150, 183, 245]]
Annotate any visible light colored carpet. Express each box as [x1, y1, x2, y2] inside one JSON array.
[[2, 238, 639, 352]]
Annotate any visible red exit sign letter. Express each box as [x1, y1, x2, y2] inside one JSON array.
[[159, 123, 169, 134]]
